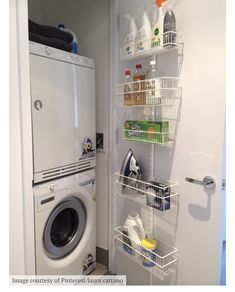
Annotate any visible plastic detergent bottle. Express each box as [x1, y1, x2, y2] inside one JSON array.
[[124, 70, 133, 106], [163, 0, 176, 47], [123, 212, 146, 255], [141, 238, 157, 267], [152, 0, 166, 49], [135, 8, 152, 53], [134, 213, 146, 240], [123, 14, 137, 56], [58, 24, 78, 54], [133, 64, 146, 105]]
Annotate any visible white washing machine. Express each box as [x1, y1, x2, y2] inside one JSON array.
[[34, 169, 96, 275]]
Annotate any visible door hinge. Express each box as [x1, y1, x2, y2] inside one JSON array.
[[222, 179, 226, 191]]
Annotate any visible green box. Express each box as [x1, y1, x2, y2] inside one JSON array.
[[124, 120, 169, 144], [124, 121, 144, 141]]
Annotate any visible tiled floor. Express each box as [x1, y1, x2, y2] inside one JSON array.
[[90, 263, 108, 275]]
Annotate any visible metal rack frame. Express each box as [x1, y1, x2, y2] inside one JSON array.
[[114, 29, 184, 283]]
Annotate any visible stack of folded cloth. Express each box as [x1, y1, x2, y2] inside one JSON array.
[[28, 19, 73, 52]]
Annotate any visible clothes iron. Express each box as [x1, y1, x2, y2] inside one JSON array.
[[120, 149, 142, 191]]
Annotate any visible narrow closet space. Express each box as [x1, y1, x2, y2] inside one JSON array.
[[27, 0, 111, 275]]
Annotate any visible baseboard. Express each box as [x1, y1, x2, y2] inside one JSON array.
[[96, 246, 109, 268]]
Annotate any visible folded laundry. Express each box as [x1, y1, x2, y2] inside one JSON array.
[[29, 32, 72, 52], [29, 19, 73, 43]]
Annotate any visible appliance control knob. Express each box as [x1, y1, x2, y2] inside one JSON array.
[[71, 55, 79, 63], [45, 47, 51, 55], [48, 183, 55, 192]]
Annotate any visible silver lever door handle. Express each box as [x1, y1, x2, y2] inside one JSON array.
[[185, 176, 216, 190]]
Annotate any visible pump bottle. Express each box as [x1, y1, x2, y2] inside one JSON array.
[[123, 14, 137, 56]]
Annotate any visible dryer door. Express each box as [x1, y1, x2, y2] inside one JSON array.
[[43, 197, 86, 259]]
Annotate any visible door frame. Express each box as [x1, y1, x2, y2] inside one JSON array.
[[10, 0, 35, 275], [108, 0, 120, 273]]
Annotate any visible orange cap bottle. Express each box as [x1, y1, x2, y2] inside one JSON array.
[[156, 0, 166, 7]]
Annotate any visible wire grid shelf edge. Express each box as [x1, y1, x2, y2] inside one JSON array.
[[114, 226, 178, 280]]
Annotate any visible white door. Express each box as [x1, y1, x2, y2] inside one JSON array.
[[30, 54, 96, 179], [112, 0, 225, 285], [171, 0, 226, 285]]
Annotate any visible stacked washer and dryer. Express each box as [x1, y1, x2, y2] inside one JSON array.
[[29, 42, 96, 275]]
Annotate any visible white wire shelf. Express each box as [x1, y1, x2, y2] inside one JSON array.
[[117, 77, 180, 94], [114, 226, 177, 280], [115, 172, 178, 210], [122, 123, 174, 145], [117, 77, 182, 108], [121, 31, 183, 61]]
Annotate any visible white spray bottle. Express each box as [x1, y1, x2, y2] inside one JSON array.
[[135, 7, 152, 53], [152, 0, 167, 49], [123, 14, 137, 56]]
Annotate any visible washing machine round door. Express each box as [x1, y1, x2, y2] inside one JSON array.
[[43, 197, 87, 259]]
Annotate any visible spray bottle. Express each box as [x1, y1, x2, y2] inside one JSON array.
[[152, 0, 166, 49], [163, 0, 176, 47], [123, 14, 137, 56], [135, 8, 152, 53]]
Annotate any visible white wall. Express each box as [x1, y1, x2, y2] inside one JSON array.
[[9, 0, 25, 275], [10, 0, 35, 275], [27, 0, 43, 23], [28, 0, 111, 251]]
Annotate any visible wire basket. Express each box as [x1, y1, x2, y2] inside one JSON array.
[[122, 120, 177, 145], [117, 77, 182, 108], [114, 226, 177, 280], [115, 172, 178, 211], [120, 31, 183, 61]]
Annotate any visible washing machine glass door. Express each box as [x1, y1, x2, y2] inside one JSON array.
[[43, 197, 86, 259]]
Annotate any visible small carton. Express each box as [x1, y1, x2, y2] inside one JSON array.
[[146, 181, 171, 211], [124, 120, 169, 144]]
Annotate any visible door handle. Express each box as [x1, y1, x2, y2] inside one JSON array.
[[185, 176, 216, 190], [34, 99, 43, 110]]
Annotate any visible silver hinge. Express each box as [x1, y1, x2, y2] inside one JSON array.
[[222, 179, 226, 191]]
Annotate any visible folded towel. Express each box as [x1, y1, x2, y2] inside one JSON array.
[[29, 32, 72, 52], [29, 19, 73, 43]]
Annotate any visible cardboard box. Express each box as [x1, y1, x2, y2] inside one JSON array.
[[146, 181, 171, 211], [124, 120, 169, 143]]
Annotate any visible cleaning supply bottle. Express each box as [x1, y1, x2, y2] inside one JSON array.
[[123, 212, 146, 255], [133, 64, 146, 105], [124, 70, 133, 106], [152, 0, 166, 49], [134, 213, 146, 240], [141, 238, 157, 267], [135, 8, 152, 53], [58, 24, 78, 54], [146, 59, 161, 107], [163, 0, 176, 47], [123, 14, 137, 56]]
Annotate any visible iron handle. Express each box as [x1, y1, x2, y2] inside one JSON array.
[[185, 176, 216, 190]]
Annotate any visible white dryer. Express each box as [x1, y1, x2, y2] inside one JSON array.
[[29, 42, 96, 184], [34, 169, 96, 275]]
